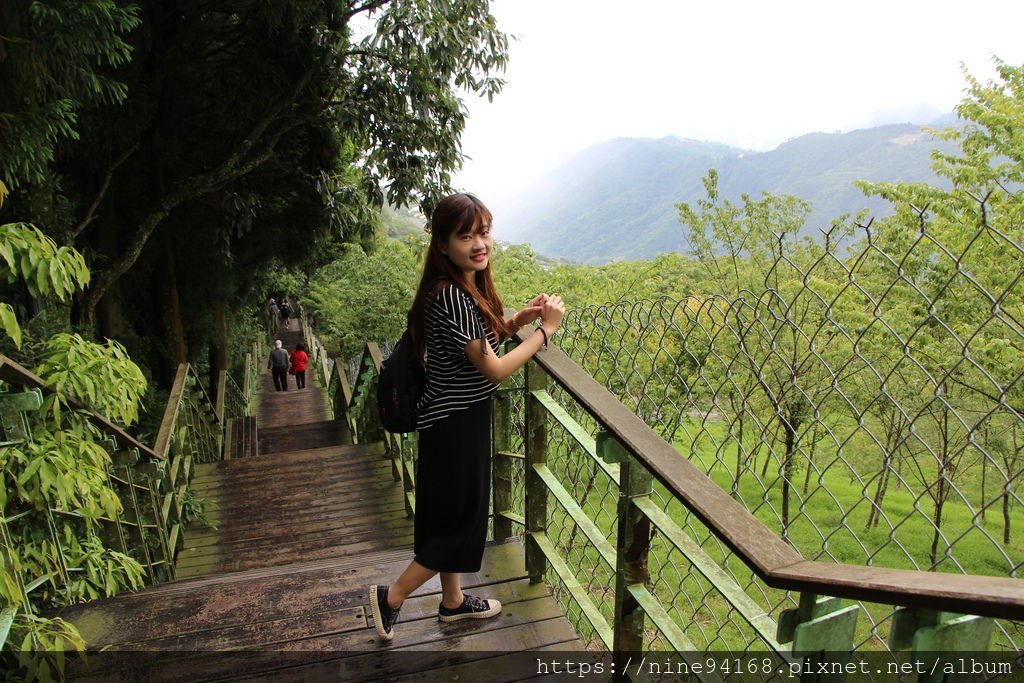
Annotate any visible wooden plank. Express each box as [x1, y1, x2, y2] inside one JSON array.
[[173, 533, 416, 577], [153, 364, 188, 459], [190, 458, 394, 494], [771, 560, 1024, 622], [380, 635, 586, 683], [183, 506, 412, 548], [72, 597, 568, 683], [196, 497, 410, 534], [235, 619, 582, 683], [190, 441, 385, 478], [175, 522, 416, 563], [59, 541, 528, 647], [196, 470, 400, 509]]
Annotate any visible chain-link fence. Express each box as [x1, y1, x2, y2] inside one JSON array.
[[496, 206, 1024, 663]]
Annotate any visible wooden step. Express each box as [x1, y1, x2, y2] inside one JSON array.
[[60, 539, 581, 682], [259, 420, 344, 454], [226, 415, 258, 459], [175, 440, 410, 579]]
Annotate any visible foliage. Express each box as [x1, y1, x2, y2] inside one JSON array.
[[0, 223, 90, 349], [7, 613, 85, 683], [304, 238, 421, 357], [0, 0, 140, 189], [0, 219, 146, 680], [35, 333, 147, 426]]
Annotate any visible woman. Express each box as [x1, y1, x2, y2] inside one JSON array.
[[370, 193, 565, 641], [290, 342, 309, 389]]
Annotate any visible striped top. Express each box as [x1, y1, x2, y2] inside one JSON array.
[[416, 284, 499, 430]]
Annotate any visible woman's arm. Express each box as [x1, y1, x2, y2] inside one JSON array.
[[466, 295, 564, 384], [504, 294, 547, 337]]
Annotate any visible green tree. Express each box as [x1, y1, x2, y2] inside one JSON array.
[[677, 170, 866, 535], [304, 237, 421, 358], [857, 58, 1024, 559]]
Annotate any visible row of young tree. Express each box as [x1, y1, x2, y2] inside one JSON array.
[[304, 61, 1024, 579]]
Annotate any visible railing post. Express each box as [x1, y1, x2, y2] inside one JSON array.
[[332, 362, 354, 445], [524, 361, 548, 584], [492, 392, 512, 541], [400, 433, 416, 518], [601, 432, 654, 667], [0, 388, 43, 442], [890, 609, 994, 683], [778, 593, 861, 682]]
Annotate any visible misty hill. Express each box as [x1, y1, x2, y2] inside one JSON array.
[[501, 121, 957, 263]]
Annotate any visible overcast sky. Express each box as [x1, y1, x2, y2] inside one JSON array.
[[453, 0, 1024, 211]]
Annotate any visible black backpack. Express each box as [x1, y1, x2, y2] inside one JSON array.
[[377, 326, 425, 433]]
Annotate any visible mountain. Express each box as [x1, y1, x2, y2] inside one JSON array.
[[500, 120, 958, 263]]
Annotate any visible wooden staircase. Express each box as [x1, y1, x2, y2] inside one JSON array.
[[55, 325, 582, 681]]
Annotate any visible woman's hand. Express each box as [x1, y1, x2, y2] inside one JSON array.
[[539, 295, 565, 335], [512, 294, 548, 330]]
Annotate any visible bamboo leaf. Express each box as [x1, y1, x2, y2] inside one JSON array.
[[0, 302, 22, 348]]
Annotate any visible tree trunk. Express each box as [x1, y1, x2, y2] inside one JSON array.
[[867, 457, 892, 530], [980, 424, 988, 523], [802, 422, 822, 496], [780, 406, 802, 537], [1003, 481, 1012, 545], [96, 180, 123, 341], [929, 483, 946, 568], [731, 396, 745, 501], [163, 234, 186, 386], [208, 283, 229, 399]]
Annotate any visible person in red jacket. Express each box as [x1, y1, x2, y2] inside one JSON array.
[[290, 342, 310, 389]]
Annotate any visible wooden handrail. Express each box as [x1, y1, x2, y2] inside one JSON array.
[[517, 330, 1024, 622], [0, 354, 161, 461], [152, 364, 189, 459]]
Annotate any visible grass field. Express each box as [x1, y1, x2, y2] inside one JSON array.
[[510, 403, 1023, 654]]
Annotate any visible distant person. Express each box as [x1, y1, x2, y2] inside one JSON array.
[[268, 296, 278, 318], [279, 300, 292, 329], [290, 342, 309, 389], [369, 192, 564, 642], [268, 339, 290, 391]]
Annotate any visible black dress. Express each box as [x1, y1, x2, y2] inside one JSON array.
[[413, 284, 498, 573], [414, 398, 492, 572]]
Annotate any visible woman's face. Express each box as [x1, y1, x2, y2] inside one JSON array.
[[442, 217, 493, 280]]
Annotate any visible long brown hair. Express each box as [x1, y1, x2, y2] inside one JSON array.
[[410, 193, 510, 359]]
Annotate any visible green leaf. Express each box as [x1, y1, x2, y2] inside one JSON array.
[[0, 302, 22, 348]]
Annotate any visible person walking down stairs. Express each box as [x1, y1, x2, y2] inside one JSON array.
[[268, 339, 290, 391], [290, 342, 309, 390]]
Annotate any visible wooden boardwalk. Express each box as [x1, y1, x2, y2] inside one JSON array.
[[56, 323, 583, 681]]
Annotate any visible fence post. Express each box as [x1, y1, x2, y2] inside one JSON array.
[[492, 392, 512, 541], [601, 432, 654, 664], [332, 362, 354, 445], [400, 433, 416, 518], [524, 361, 548, 584]]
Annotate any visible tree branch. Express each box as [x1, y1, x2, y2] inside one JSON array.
[[79, 71, 316, 322], [345, 0, 392, 20], [69, 143, 138, 241]]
